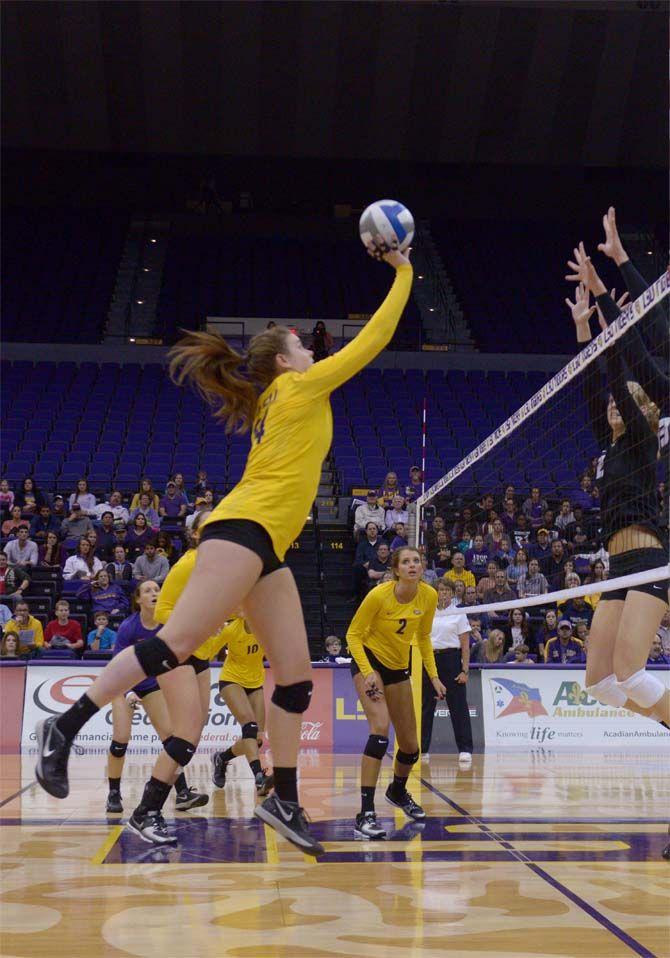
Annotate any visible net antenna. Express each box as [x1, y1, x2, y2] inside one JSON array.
[[415, 271, 669, 615]]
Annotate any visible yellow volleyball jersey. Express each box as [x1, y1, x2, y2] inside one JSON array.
[[346, 579, 438, 679], [154, 548, 226, 661], [200, 265, 413, 560], [218, 618, 266, 688]]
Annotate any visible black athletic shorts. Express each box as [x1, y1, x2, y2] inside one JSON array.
[[199, 518, 285, 577], [350, 645, 410, 686], [219, 679, 263, 695], [601, 547, 669, 602], [186, 654, 211, 675]]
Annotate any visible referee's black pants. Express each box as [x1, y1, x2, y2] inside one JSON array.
[[421, 649, 473, 754]]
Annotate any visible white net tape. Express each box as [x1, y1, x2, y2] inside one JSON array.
[[416, 270, 669, 512], [447, 563, 669, 617], [415, 270, 670, 615]]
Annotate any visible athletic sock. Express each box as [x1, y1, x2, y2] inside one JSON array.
[[174, 772, 188, 793], [249, 759, 262, 777], [55, 694, 99, 741], [273, 767, 298, 804], [361, 786, 376, 813], [135, 776, 172, 816], [108, 777, 121, 792], [390, 773, 408, 795], [219, 747, 235, 764]]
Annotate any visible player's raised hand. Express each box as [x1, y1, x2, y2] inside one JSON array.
[[597, 206, 628, 267], [565, 283, 595, 327], [366, 232, 412, 268], [566, 242, 606, 296]]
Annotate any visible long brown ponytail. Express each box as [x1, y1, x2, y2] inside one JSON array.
[[168, 327, 292, 434]]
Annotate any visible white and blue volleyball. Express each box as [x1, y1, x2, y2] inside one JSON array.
[[359, 199, 414, 253]]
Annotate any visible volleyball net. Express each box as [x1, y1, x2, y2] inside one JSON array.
[[414, 270, 669, 620]]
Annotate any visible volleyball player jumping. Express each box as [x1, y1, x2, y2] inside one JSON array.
[[346, 547, 445, 840], [35, 239, 413, 857], [565, 243, 669, 726], [126, 534, 222, 844]]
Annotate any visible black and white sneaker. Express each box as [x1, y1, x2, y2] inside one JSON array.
[[211, 752, 228, 789], [127, 810, 178, 846], [385, 785, 426, 820], [175, 786, 209, 811], [354, 811, 386, 840], [35, 717, 72, 799], [255, 770, 274, 796], [105, 789, 123, 813], [254, 795, 324, 857]]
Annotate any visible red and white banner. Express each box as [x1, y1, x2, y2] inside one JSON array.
[[21, 665, 334, 753]]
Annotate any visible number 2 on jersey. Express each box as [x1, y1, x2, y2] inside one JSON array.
[[395, 618, 407, 635]]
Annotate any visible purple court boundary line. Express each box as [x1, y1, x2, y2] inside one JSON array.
[[420, 777, 657, 958], [0, 781, 35, 808]]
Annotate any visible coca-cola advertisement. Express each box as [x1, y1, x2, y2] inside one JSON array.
[[263, 666, 333, 752]]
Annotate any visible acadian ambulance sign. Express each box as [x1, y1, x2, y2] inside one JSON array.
[[482, 668, 670, 749]]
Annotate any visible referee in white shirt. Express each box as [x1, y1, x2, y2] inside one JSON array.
[[421, 580, 473, 762]]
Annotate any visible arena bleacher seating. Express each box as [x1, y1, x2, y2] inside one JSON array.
[[1, 209, 128, 343]]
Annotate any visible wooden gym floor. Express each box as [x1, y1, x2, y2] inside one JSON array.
[[1, 749, 668, 958]]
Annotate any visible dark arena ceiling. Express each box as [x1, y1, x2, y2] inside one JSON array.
[[2, 0, 667, 168]]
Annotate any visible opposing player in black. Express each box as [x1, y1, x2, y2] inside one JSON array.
[[566, 243, 669, 727]]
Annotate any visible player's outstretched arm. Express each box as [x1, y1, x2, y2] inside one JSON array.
[[298, 243, 413, 398]]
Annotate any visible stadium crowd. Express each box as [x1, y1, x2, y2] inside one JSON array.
[[1, 468, 668, 667], [351, 468, 669, 666]]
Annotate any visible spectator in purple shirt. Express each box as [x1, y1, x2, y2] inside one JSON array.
[[544, 621, 585, 664], [129, 493, 161, 531], [572, 474, 598, 512], [464, 534, 489, 581], [522, 486, 548, 530], [647, 635, 669, 665], [389, 522, 408, 552], [78, 569, 130, 616], [500, 496, 518, 535], [159, 481, 188, 519]]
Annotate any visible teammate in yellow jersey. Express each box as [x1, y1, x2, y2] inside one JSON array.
[[347, 547, 446, 840], [37, 237, 412, 858], [125, 513, 227, 844], [211, 617, 273, 796]]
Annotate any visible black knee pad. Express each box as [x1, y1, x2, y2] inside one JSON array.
[[363, 734, 389, 760], [134, 636, 179, 677], [163, 735, 197, 767], [396, 749, 419, 767], [109, 740, 128, 758], [271, 680, 313, 714], [241, 721, 259, 740]]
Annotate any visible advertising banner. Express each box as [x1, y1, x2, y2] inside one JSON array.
[[22, 665, 335, 754], [0, 664, 26, 754], [429, 670, 485, 753], [481, 667, 670, 750]]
